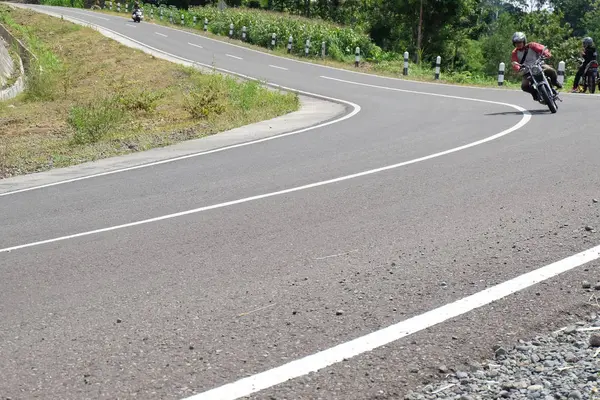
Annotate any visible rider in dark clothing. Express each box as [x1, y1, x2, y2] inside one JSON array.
[[571, 37, 598, 92]]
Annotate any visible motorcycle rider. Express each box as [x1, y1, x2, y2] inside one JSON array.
[[511, 32, 562, 102], [571, 36, 598, 93]]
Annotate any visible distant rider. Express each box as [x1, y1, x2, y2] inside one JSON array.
[[510, 32, 562, 102], [571, 37, 598, 92]]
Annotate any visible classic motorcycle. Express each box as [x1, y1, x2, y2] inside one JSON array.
[[515, 48, 561, 114]]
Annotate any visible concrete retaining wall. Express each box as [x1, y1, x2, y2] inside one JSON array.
[[0, 22, 34, 100]]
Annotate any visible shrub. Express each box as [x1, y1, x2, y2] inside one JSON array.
[[68, 97, 127, 144], [182, 73, 228, 119]]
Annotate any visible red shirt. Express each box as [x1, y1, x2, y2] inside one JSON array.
[[511, 42, 552, 71]]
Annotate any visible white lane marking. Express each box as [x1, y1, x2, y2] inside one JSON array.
[[68, 9, 109, 20], [0, 14, 360, 197], [155, 32, 167, 37], [226, 54, 242, 60], [125, 23, 137, 28], [321, 75, 513, 101], [184, 243, 600, 400], [0, 104, 530, 253], [268, 64, 288, 70], [188, 42, 203, 49]]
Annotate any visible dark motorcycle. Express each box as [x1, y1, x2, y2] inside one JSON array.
[[576, 58, 599, 94], [516, 48, 561, 114]]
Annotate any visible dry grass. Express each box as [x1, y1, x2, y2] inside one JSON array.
[[0, 5, 299, 178]]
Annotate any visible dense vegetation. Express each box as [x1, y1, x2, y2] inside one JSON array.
[[39, 0, 600, 84]]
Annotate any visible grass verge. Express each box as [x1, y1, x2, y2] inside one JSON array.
[[0, 4, 299, 179]]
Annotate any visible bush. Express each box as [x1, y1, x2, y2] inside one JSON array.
[[182, 73, 228, 119], [68, 97, 127, 144], [116, 88, 166, 113]]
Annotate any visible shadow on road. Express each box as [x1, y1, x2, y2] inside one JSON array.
[[485, 109, 550, 116]]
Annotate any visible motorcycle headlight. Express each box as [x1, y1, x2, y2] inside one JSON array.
[[532, 65, 542, 75]]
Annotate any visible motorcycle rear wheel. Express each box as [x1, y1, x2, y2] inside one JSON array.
[[588, 74, 596, 94]]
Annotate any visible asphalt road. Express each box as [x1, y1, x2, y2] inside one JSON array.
[[1, 5, 600, 400]]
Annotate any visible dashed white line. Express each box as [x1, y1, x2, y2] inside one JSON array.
[[268, 64, 288, 70], [188, 42, 203, 49], [184, 243, 600, 400], [155, 32, 168, 37], [125, 23, 137, 27], [226, 54, 243, 60]]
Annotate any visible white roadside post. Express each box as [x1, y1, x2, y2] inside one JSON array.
[[498, 62, 505, 86], [321, 41, 326, 58], [304, 38, 310, 56], [271, 33, 276, 50], [435, 56, 441, 80], [229, 23, 234, 38], [355, 47, 360, 67], [558, 61, 565, 86], [403, 51, 409, 76], [242, 26, 247, 41], [203, 18, 208, 32]]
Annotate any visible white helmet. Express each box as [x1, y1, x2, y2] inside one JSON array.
[[512, 32, 527, 46]]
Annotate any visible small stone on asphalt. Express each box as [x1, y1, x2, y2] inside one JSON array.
[[582, 281, 591, 289], [335, 310, 344, 316]]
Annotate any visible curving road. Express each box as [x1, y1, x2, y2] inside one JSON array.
[[1, 4, 600, 400]]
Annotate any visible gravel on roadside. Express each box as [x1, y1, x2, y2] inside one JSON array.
[[404, 302, 600, 400]]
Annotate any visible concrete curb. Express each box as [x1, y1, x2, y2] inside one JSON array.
[[0, 3, 349, 194]]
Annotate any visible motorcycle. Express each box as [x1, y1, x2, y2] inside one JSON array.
[[132, 8, 143, 22], [515, 47, 561, 114], [575, 58, 599, 94]]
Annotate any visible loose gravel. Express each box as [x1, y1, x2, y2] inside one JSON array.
[[404, 311, 600, 400]]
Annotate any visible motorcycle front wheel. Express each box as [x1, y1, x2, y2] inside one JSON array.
[[539, 85, 557, 114]]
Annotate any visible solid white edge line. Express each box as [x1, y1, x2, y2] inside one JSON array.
[[184, 243, 600, 400], [188, 42, 203, 49], [0, 8, 360, 197], [226, 53, 242, 60], [155, 31, 167, 37], [0, 102, 530, 254], [268, 64, 288, 70]]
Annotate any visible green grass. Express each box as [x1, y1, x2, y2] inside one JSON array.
[[0, 4, 299, 178]]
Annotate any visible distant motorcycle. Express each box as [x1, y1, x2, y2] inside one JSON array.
[[576, 58, 599, 94], [515, 47, 561, 114], [132, 8, 143, 22]]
